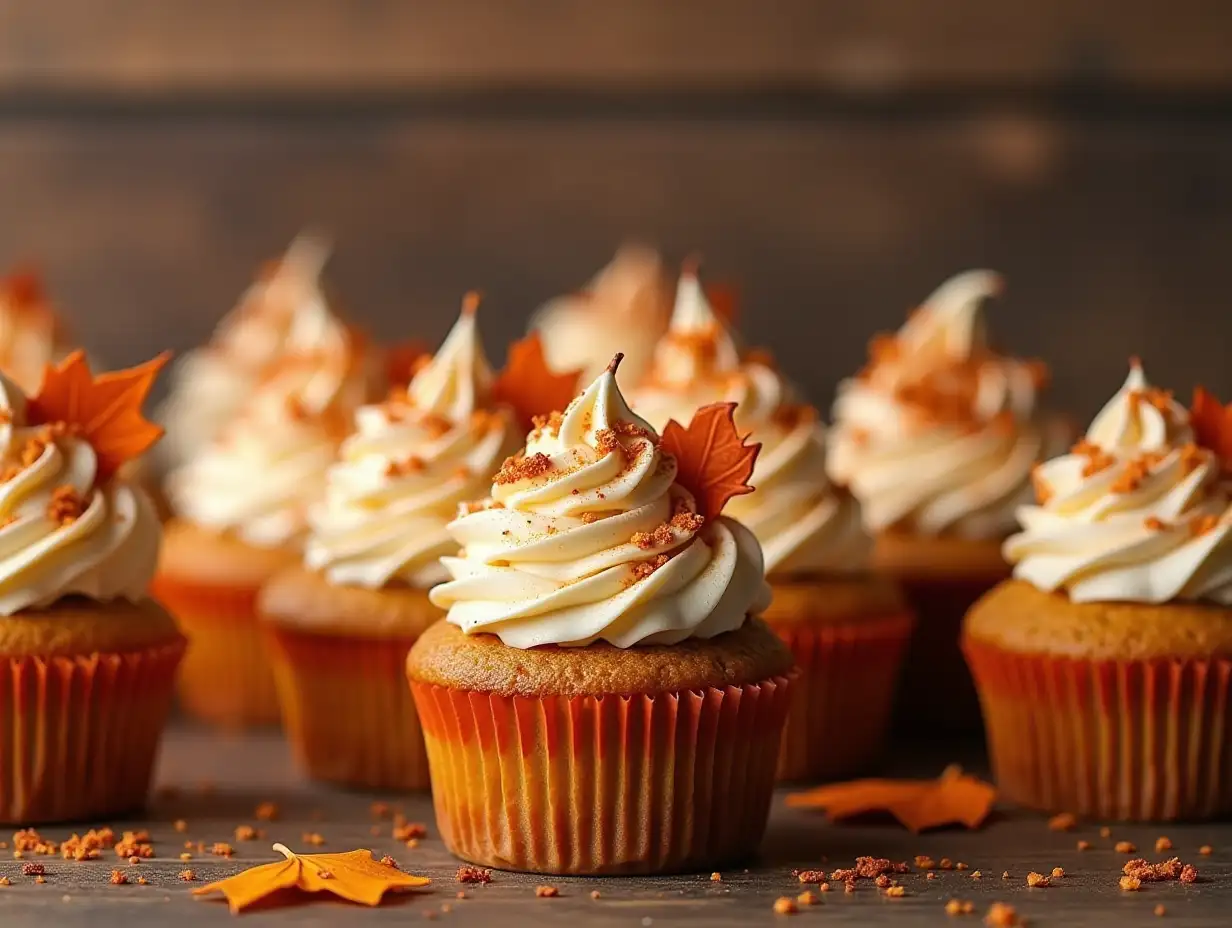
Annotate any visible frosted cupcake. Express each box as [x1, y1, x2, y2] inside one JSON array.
[[829, 271, 1058, 728], [0, 352, 184, 823], [156, 317, 369, 728], [632, 269, 912, 780], [259, 298, 522, 790], [409, 358, 792, 874], [965, 362, 1232, 820], [529, 244, 672, 385]]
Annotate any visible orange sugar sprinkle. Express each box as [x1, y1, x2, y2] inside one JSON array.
[[255, 802, 280, 821], [594, 429, 625, 457], [47, 486, 87, 526], [1048, 812, 1077, 831], [631, 554, 670, 581], [494, 452, 553, 485]]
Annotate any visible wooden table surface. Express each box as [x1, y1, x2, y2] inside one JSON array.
[[0, 728, 1227, 926]]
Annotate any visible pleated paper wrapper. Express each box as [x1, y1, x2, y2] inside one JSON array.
[[152, 572, 281, 728], [0, 640, 185, 824], [965, 638, 1232, 821], [411, 674, 791, 875], [769, 611, 913, 782], [266, 624, 429, 791]]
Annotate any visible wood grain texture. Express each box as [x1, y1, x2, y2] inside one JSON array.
[[3, 111, 1230, 421], [0, 1, 1231, 93]]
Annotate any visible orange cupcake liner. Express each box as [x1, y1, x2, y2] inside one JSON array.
[[410, 674, 791, 875], [152, 573, 281, 729], [769, 612, 914, 782], [265, 624, 429, 791], [964, 638, 1232, 820], [0, 640, 185, 824]]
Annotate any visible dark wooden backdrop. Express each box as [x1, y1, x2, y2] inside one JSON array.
[[3, 1, 1232, 419]]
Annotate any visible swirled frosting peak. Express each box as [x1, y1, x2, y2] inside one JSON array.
[[828, 270, 1054, 539], [429, 357, 772, 648], [1007, 361, 1232, 604], [631, 270, 872, 576], [305, 300, 520, 588], [0, 370, 161, 616]]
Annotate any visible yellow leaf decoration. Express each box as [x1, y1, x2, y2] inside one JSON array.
[[193, 843, 430, 914]]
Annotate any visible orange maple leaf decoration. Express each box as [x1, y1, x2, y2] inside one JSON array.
[[660, 402, 760, 522], [1191, 386, 1232, 473], [194, 843, 429, 914], [786, 765, 996, 833], [27, 350, 170, 481], [492, 329, 583, 431]]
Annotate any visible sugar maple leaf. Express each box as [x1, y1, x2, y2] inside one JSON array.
[[660, 402, 760, 521], [786, 765, 996, 833], [1191, 386, 1232, 472], [194, 843, 429, 914], [492, 330, 583, 431], [27, 350, 170, 481]]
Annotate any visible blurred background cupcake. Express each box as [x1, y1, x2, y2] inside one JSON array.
[[155, 271, 378, 730], [965, 361, 1232, 820], [828, 270, 1065, 731], [260, 296, 521, 790], [410, 359, 791, 874], [0, 267, 71, 395], [632, 268, 913, 781]]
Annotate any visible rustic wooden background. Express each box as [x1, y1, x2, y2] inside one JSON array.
[[3, 1, 1232, 419]]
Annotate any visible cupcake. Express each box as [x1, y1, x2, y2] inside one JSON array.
[[409, 358, 792, 874], [0, 351, 185, 823], [632, 268, 913, 780], [964, 361, 1232, 820], [158, 233, 376, 471], [156, 310, 370, 729], [828, 270, 1060, 728], [259, 297, 522, 790], [528, 244, 672, 385]]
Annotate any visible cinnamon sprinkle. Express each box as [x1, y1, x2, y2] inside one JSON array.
[[631, 554, 669, 581], [494, 452, 552, 485]]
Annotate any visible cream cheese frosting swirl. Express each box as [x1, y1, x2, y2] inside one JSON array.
[[828, 270, 1054, 539], [1007, 362, 1232, 604], [305, 303, 520, 588], [0, 374, 161, 615], [429, 359, 771, 649], [159, 234, 360, 468], [631, 272, 871, 575]]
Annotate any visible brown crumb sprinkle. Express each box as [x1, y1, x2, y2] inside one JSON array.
[[456, 866, 491, 884], [494, 452, 552, 485], [179, 853, 192, 861], [380, 856, 398, 869], [1077, 840, 1092, 851], [535, 885, 559, 898], [940, 858, 954, 870], [985, 902, 1021, 927], [1100, 826, 1113, 838], [1181, 864, 1199, 883], [35, 875, 45, 884], [137, 876, 148, 885], [1155, 904, 1167, 917], [710, 872, 721, 882], [234, 825, 258, 842], [818, 882, 831, 892], [885, 885, 906, 897], [1199, 845, 1213, 855], [972, 871, 982, 880], [915, 855, 937, 870], [1001, 871, 1010, 880], [1155, 837, 1173, 853], [589, 890, 600, 900], [874, 875, 892, 889], [1026, 871, 1050, 888], [210, 843, 235, 858], [22, 862, 45, 876], [255, 802, 279, 821], [956, 862, 970, 871], [1115, 841, 1138, 854], [178, 870, 195, 882], [946, 899, 976, 916], [1051, 867, 1064, 878], [1048, 812, 1077, 832], [1120, 876, 1142, 891], [110, 870, 128, 886], [797, 890, 818, 906], [927, 873, 937, 881], [631, 554, 670, 581], [48, 485, 88, 526], [0, 877, 10, 886], [300, 834, 325, 848], [392, 819, 427, 842], [173, 820, 188, 833], [796, 870, 825, 883], [773, 896, 798, 915]]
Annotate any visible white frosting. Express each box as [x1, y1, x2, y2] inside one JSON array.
[[529, 245, 671, 385], [632, 274, 872, 575], [305, 307, 520, 588], [429, 363, 772, 648], [828, 270, 1054, 538], [0, 375, 161, 616], [1007, 363, 1232, 604]]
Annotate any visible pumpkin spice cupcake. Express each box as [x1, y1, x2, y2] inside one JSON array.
[[0, 352, 185, 823], [156, 311, 372, 729], [409, 358, 792, 874], [259, 298, 530, 790], [828, 270, 1062, 729], [632, 268, 913, 780], [965, 362, 1232, 820]]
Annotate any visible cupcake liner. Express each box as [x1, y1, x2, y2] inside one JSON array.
[[895, 573, 1003, 733], [0, 640, 185, 824], [265, 624, 429, 791], [964, 638, 1232, 820], [769, 612, 914, 782], [410, 674, 792, 875], [152, 573, 281, 729]]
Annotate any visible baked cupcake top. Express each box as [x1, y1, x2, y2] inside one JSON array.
[[429, 357, 771, 648], [529, 245, 672, 385], [0, 269, 70, 395], [159, 234, 364, 467], [304, 297, 521, 589], [828, 270, 1052, 539], [631, 268, 870, 576], [167, 319, 368, 551], [1006, 361, 1232, 605], [0, 352, 165, 615]]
